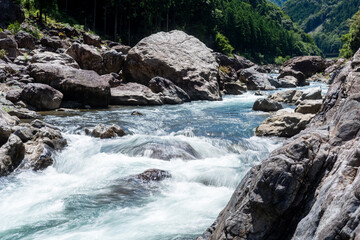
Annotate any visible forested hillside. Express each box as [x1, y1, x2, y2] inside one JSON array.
[[20, 0, 321, 63], [340, 9, 360, 58], [282, 0, 360, 56], [267, 0, 287, 6]]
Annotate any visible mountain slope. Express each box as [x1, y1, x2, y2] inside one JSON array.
[[282, 0, 360, 55], [267, 0, 287, 6]]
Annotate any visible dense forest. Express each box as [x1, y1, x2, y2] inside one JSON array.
[[340, 9, 360, 58], [267, 0, 287, 7], [282, 0, 360, 56], [18, 0, 321, 63]]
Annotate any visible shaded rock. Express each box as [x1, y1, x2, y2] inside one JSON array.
[[5, 89, 21, 102], [8, 108, 39, 119], [324, 58, 347, 75], [111, 44, 131, 54], [31, 51, 79, 68], [279, 75, 298, 88], [0, 134, 25, 176], [123, 30, 221, 101], [14, 31, 35, 50], [21, 83, 63, 110], [0, 109, 18, 146], [295, 100, 323, 114], [40, 37, 65, 50], [12, 125, 34, 143], [131, 111, 144, 116], [31, 119, 59, 131], [239, 66, 276, 90], [255, 111, 314, 137], [0, 0, 24, 25], [61, 26, 79, 38], [85, 123, 126, 139], [223, 82, 246, 95], [66, 42, 103, 74], [149, 77, 190, 104], [0, 36, 19, 60], [214, 52, 254, 71], [28, 63, 110, 107], [83, 33, 101, 47], [102, 49, 125, 74], [281, 56, 327, 78], [253, 98, 283, 112], [110, 82, 162, 106], [268, 90, 303, 103], [134, 169, 171, 183], [278, 67, 306, 86]]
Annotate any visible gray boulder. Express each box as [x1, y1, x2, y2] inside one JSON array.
[[255, 111, 314, 137], [83, 33, 101, 47], [239, 66, 276, 90], [28, 63, 111, 107], [31, 51, 79, 68], [299, 87, 322, 102], [102, 49, 125, 74], [223, 82, 246, 95], [0, 134, 25, 176], [40, 37, 65, 50], [149, 77, 190, 104], [253, 98, 283, 112], [295, 100, 323, 114], [15, 31, 36, 50], [0, 35, 19, 60], [281, 56, 327, 78], [110, 82, 162, 106], [21, 83, 63, 110], [268, 90, 303, 103], [123, 30, 221, 101], [66, 42, 103, 74]]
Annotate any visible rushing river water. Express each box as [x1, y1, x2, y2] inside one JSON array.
[[0, 83, 327, 240]]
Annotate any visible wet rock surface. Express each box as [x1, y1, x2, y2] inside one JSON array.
[[199, 49, 360, 240], [85, 124, 126, 139], [253, 98, 283, 112]]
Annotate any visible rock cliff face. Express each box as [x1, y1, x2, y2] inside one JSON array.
[[199, 49, 360, 240]]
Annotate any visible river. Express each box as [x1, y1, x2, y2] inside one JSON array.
[[0, 82, 327, 240]]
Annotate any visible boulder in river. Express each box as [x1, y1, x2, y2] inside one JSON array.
[[281, 56, 327, 78], [123, 30, 221, 101], [239, 66, 276, 90], [134, 169, 171, 183], [148, 77, 191, 104], [253, 98, 283, 112], [85, 124, 126, 139], [110, 82, 163, 106], [268, 89, 303, 103], [255, 111, 314, 137], [295, 100, 323, 114], [298, 87, 322, 102], [0, 134, 25, 176]]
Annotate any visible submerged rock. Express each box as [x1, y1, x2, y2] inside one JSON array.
[[123, 30, 221, 101], [253, 98, 283, 112], [134, 169, 171, 183]]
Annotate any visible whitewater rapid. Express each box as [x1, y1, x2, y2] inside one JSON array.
[[0, 83, 326, 240]]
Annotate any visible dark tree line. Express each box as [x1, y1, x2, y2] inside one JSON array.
[[20, 0, 321, 63]]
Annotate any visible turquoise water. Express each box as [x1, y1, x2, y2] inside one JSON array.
[[0, 83, 326, 240]]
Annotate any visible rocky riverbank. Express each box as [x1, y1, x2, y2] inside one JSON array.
[[198, 49, 360, 240]]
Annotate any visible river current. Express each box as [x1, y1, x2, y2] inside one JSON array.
[[0, 83, 326, 240]]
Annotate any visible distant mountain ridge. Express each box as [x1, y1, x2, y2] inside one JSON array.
[[282, 0, 360, 55]]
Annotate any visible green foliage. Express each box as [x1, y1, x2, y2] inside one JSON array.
[[283, 0, 360, 55], [7, 21, 21, 35], [0, 28, 3, 32], [219, 66, 231, 75], [340, 9, 360, 58], [275, 55, 290, 65], [0, 49, 8, 60], [216, 32, 234, 56]]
